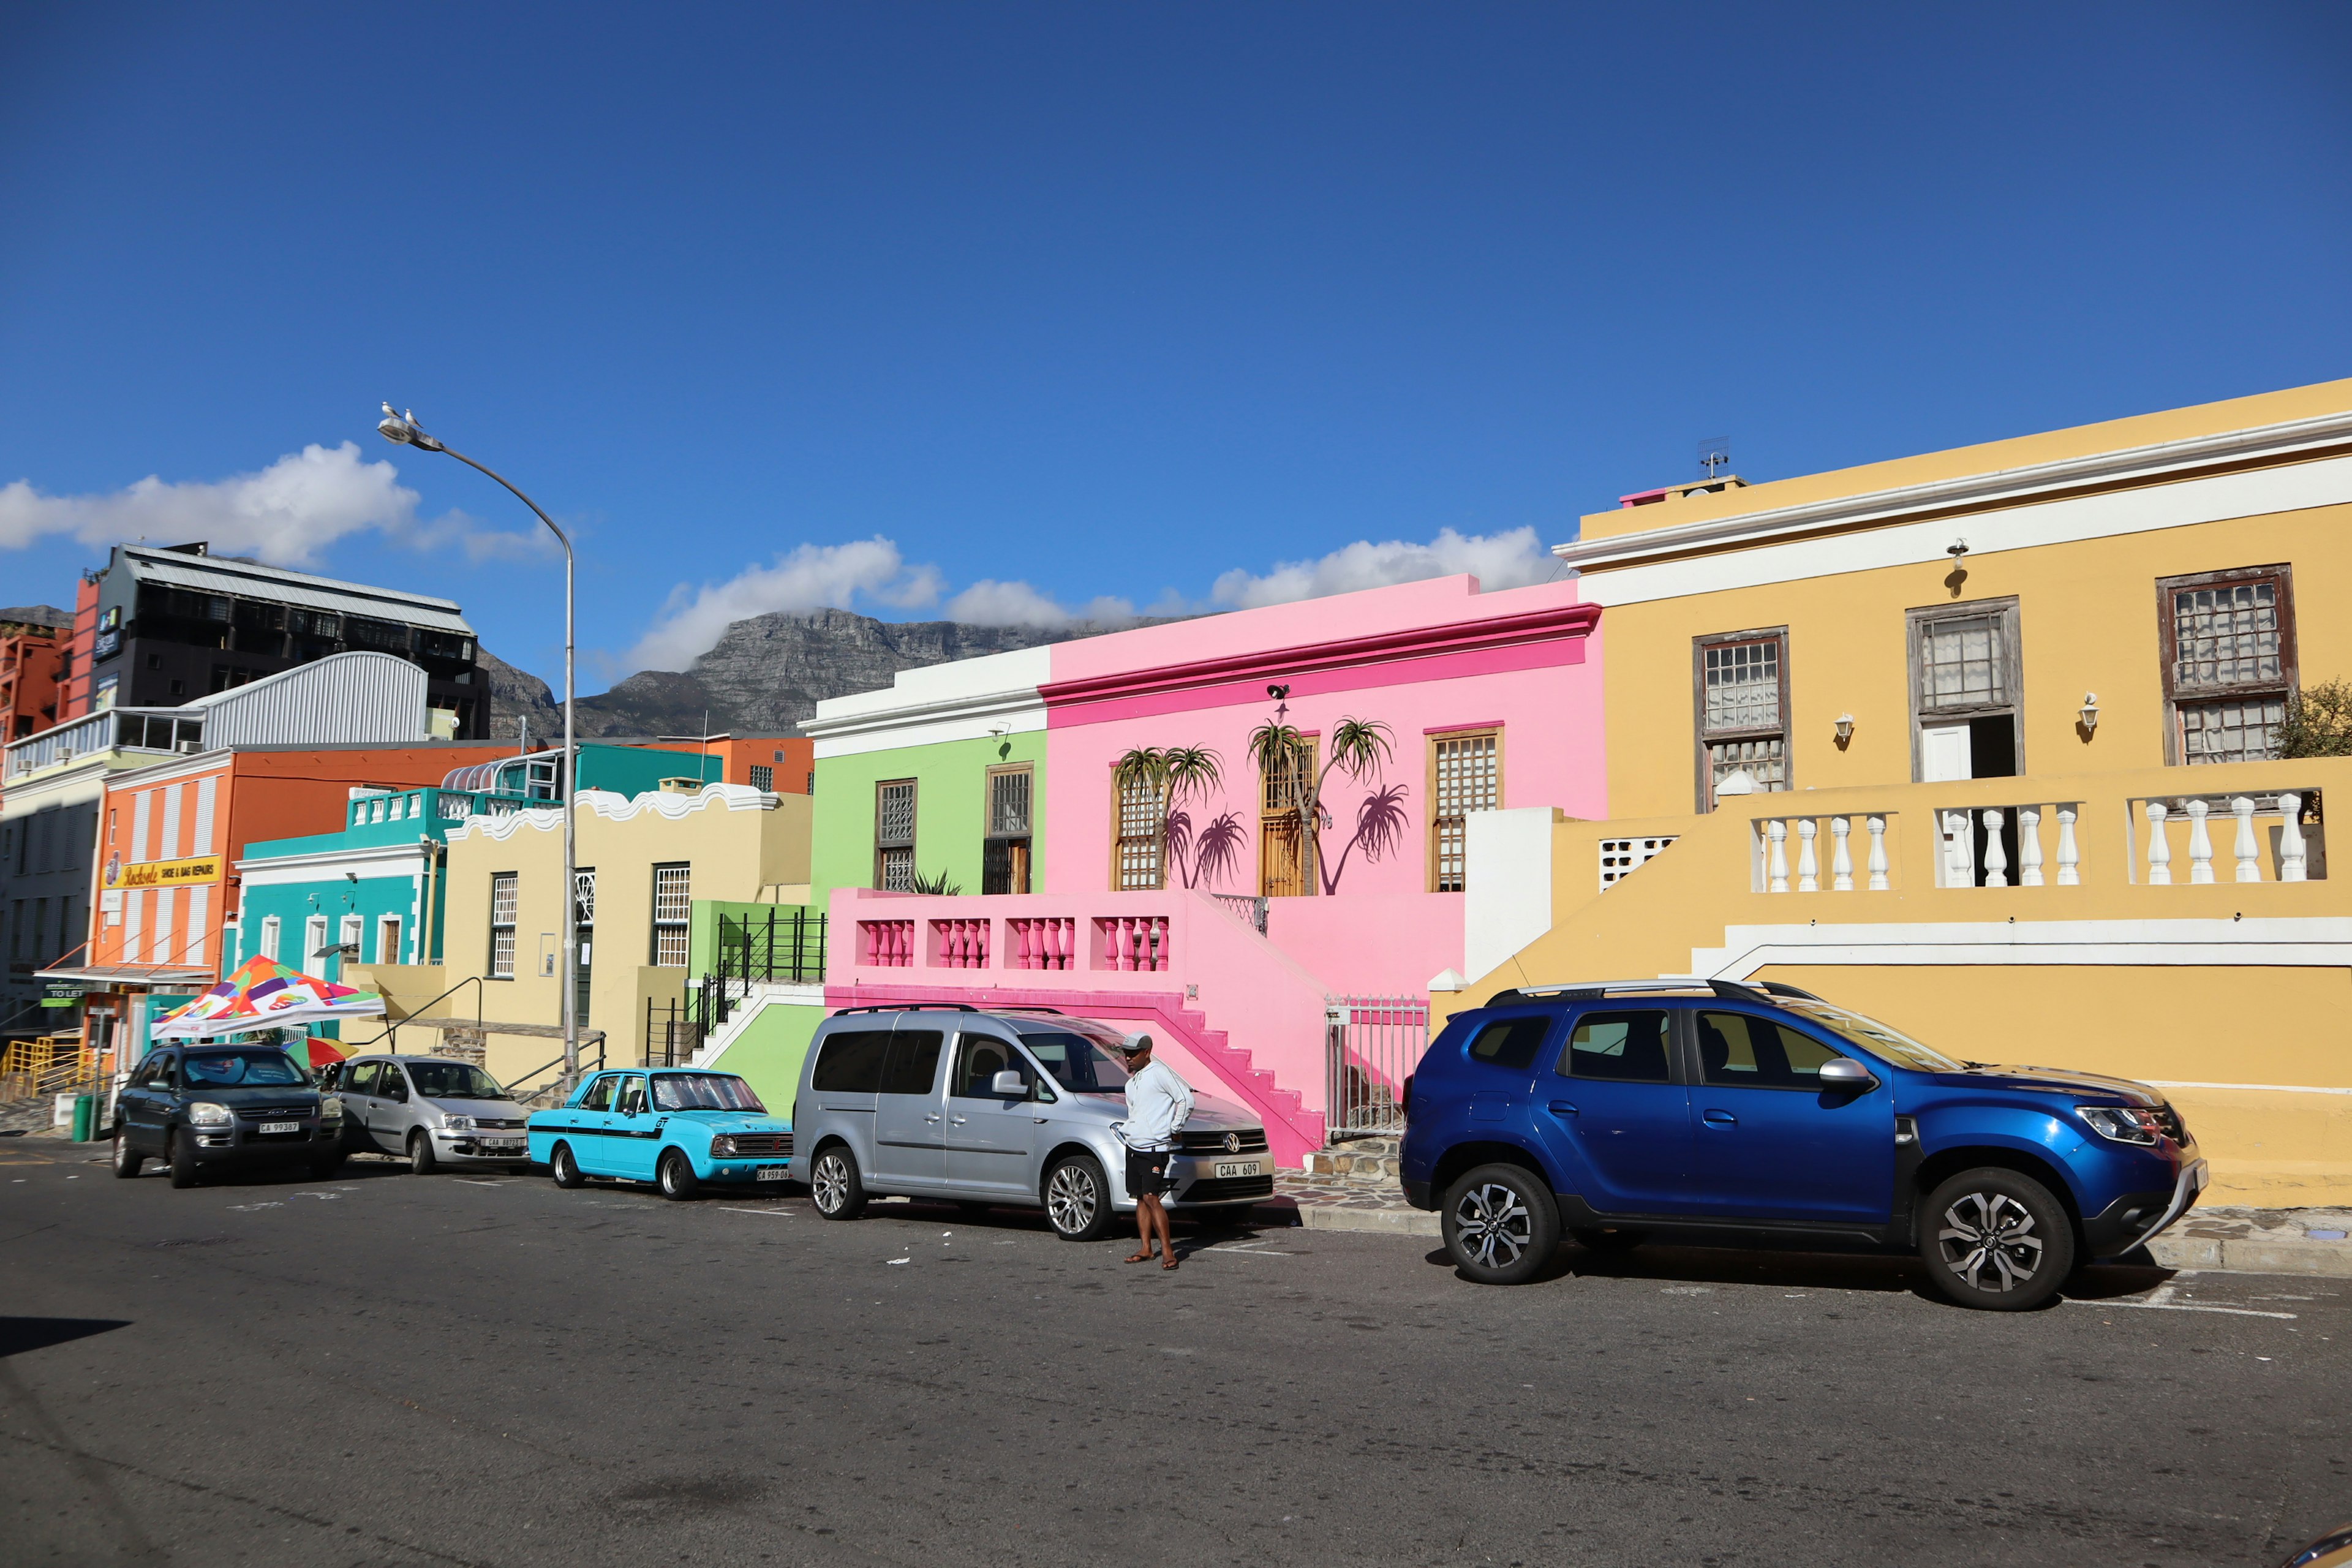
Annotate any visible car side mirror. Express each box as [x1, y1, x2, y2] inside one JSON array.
[[1818, 1057, 1877, 1090], [991, 1069, 1027, 1097]]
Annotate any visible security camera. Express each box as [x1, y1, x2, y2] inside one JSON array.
[[1267, 684, 1290, 700]]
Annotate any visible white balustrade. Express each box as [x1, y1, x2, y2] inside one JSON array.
[[2232, 796, 2261, 883], [2145, 801, 2172, 885], [2018, 807, 2044, 886], [2280, 793, 2307, 882], [1942, 810, 1974, 888], [1866, 816, 1890, 891], [1830, 816, 1854, 891], [2185, 799, 2214, 884], [1795, 818, 1819, 892], [1756, 815, 1894, 893], [1766, 820, 1789, 894], [2056, 807, 2081, 885], [1980, 809, 2008, 888]]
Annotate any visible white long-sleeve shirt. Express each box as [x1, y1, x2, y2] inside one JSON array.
[[1114, 1059, 1194, 1152]]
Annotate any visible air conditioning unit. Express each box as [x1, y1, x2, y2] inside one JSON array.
[[175, 740, 202, 755]]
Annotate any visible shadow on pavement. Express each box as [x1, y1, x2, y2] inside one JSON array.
[[0, 1317, 131, 1358]]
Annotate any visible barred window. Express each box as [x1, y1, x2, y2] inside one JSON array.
[[1115, 772, 1167, 891], [1918, 615, 2007, 711], [651, 864, 690, 967], [988, 767, 1032, 837], [490, 873, 517, 978], [2159, 567, 2295, 766], [875, 779, 915, 891], [748, 764, 774, 792], [1429, 730, 1499, 892]]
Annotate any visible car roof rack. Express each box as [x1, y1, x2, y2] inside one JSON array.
[[1482, 978, 1783, 1008], [995, 1005, 1066, 1015], [828, 1002, 980, 1016], [1755, 981, 1824, 1001]]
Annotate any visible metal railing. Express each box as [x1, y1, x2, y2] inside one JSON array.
[[505, 1035, 606, 1105], [1324, 993, 1428, 1141], [643, 991, 707, 1068], [1209, 894, 1269, 935], [715, 908, 827, 984], [353, 974, 484, 1052]]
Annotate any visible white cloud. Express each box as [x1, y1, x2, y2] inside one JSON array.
[[0, 442, 546, 567], [1209, 525, 1557, 610], [944, 579, 1137, 629], [626, 537, 946, 672]]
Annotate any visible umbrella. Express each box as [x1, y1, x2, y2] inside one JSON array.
[[153, 956, 386, 1041]]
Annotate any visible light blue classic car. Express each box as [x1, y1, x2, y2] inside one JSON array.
[[527, 1067, 793, 1199]]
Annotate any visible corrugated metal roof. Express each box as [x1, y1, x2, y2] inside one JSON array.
[[123, 548, 475, 635], [189, 652, 429, 747]]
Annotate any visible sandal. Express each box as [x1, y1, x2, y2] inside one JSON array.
[[1125, 1250, 1158, 1264]]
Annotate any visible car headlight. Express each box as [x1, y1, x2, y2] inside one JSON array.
[[187, 1101, 233, 1128], [442, 1114, 475, 1132], [710, 1135, 737, 1157], [2078, 1105, 2164, 1146], [317, 1098, 343, 1121]]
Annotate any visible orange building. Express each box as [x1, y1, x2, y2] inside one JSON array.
[[638, 733, 813, 794]]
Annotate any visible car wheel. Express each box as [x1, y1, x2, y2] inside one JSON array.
[[1044, 1154, 1115, 1242], [407, 1129, 438, 1176], [1570, 1226, 1646, 1253], [658, 1149, 699, 1201], [1920, 1167, 2076, 1311], [809, 1146, 867, 1221], [111, 1124, 145, 1180], [1441, 1163, 1560, 1286], [549, 1142, 586, 1189], [168, 1127, 200, 1189], [310, 1151, 347, 1180]]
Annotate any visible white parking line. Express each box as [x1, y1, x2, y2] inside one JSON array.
[[2071, 1280, 2297, 1319], [453, 1179, 505, 1186], [720, 1207, 792, 1217]]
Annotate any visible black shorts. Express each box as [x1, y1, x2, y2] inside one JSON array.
[[1126, 1147, 1175, 1200]]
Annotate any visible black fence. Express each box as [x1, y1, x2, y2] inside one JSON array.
[[643, 910, 827, 1066]]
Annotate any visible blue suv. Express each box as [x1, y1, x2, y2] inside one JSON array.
[[1400, 979, 2207, 1309]]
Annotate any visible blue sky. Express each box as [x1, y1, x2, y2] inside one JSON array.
[[3, 4, 2348, 692]]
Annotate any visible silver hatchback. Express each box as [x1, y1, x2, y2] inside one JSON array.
[[788, 1008, 1273, 1240], [329, 1055, 533, 1173]]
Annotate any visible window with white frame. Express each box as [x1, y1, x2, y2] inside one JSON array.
[[377, 914, 402, 965], [652, 864, 691, 967], [339, 913, 363, 965], [2160, 565, 2296, 765], [1694, 628, 1790, 809], [304, 915, 330, 978], [260, 914, 282, 962], [875, 780, 916, 891], [490, 873, 518, 978]]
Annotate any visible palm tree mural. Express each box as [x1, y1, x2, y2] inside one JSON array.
[[1246, 715, 1399, 895], [1110, 745, 1241, 889]]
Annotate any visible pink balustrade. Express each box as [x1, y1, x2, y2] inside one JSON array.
[[859, 919, 915, 967], [1008, 916, 1076, 970], [930, 917, 990, 968], [1093, 914, 1170, 972]]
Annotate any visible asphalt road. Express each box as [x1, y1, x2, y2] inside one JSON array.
[[2, 1137, 2346, 1568]]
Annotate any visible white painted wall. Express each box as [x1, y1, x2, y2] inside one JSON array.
[[1463, 807, 1557, 983]]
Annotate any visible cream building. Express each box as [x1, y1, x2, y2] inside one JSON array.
[[1455, 377, 2352, 1206], [361, 782, 811, 1087]]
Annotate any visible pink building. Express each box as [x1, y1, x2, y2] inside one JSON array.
[[809, 574, 1606, 1163]]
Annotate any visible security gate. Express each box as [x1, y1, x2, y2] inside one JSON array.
[[1324, 993, 1428, 1140]]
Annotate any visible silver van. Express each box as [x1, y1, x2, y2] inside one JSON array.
[[788, 1006, 1273, 1240], [327, 1054, 533, 1174]]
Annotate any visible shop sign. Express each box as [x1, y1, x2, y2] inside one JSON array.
[[105, 855, 224, 889]]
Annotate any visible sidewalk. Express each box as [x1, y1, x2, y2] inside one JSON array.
[[1267, 1169, 2352, 1279]]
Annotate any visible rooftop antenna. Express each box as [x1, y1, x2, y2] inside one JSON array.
[[1697, 437, 1731, 480]]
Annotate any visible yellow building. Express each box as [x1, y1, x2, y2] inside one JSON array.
[[363, 782, 812, 1088], [1452, 377, 2352, 1205]]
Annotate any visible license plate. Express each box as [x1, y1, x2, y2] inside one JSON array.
[[756, 1166, 789, 1181], [257, 1121, 300, 1135], [481, 1140, 525, 1152], [1213, 1160, 1261, 1179]]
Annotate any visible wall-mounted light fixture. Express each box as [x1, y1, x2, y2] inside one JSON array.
[[1834, 714, 1855, 744], [986, 722, 1010, 737], [1946, 540, 1969, 563], [2079, 692, 2100, 733]]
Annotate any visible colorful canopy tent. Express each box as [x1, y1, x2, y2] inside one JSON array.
[[151, 956, 386, 1044]]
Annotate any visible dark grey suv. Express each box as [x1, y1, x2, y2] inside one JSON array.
[[111, 1044, 345, 1188]]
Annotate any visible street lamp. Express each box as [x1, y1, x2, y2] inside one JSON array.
[[377, 405, 580, 1090]]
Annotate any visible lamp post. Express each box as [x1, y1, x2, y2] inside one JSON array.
[[376, 405, 579, 1090]]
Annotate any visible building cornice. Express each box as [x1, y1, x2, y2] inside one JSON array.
[[233, 842, 434, 878], [1556, 407, 2352, 574], [799, 685, 1045, 744], [1038, 601, 1602, 713]]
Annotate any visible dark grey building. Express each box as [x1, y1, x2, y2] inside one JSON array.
[[84, 543, 487, 738]]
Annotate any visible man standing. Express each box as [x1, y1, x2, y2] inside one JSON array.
[[1113, 1033, 1194, 1271]]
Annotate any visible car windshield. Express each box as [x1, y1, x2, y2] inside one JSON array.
[[1019, 1025, 1133, 1095], [651, 1073, 766, 1113], [181, 1050, 309, 1087], [1784, 1002, 1965, 1072], [405, 1061, 508, 1101]]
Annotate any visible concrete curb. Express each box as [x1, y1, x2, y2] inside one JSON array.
[[1295, 1204, 1440, 1238]]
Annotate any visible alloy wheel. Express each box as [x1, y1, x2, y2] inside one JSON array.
[[1046, 1164, 1098, 1235], [1936, 1189, 2045, 1292], [812, 1153, 850, 1215], [1452, 1182, 1533, 1270]]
